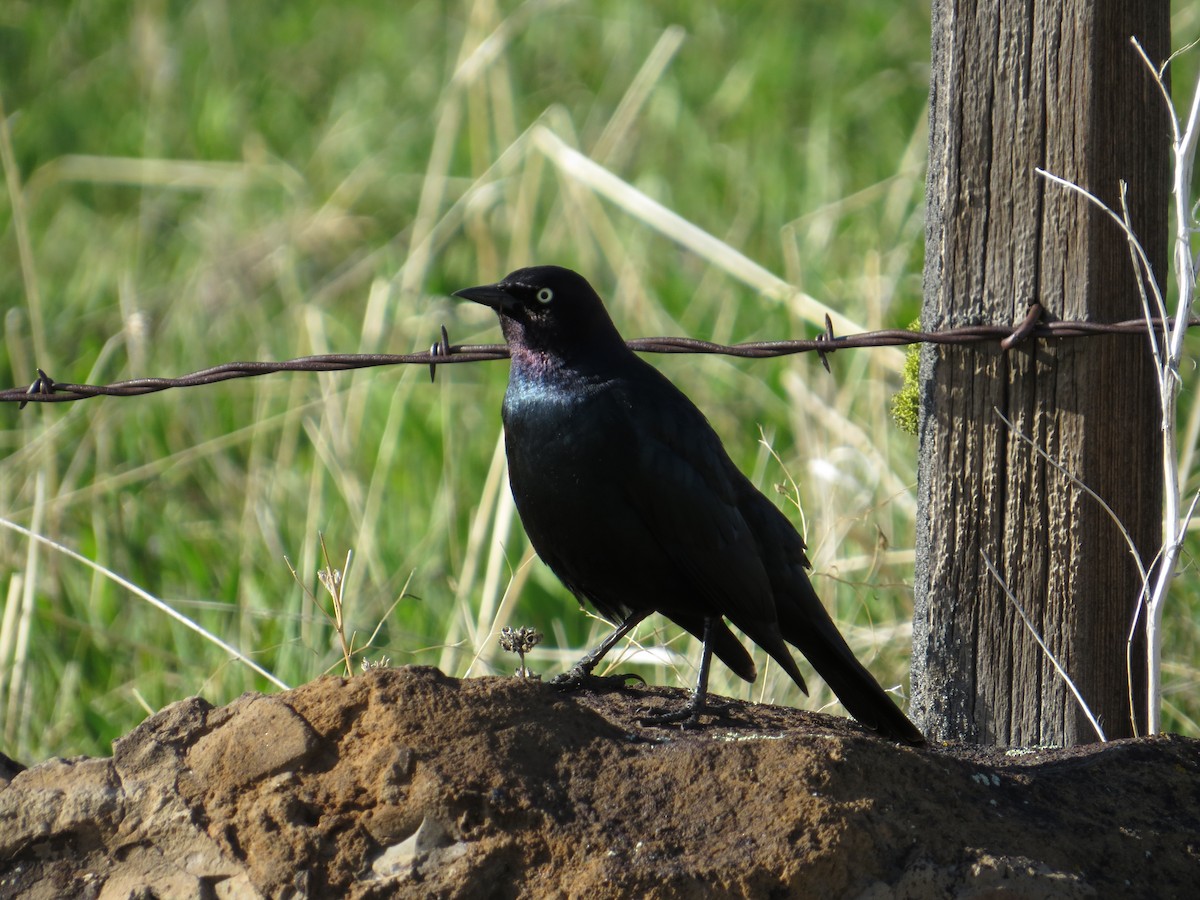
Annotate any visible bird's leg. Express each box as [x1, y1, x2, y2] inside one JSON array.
[[639, 616, 717, 728], [551, 609, 651, 690]]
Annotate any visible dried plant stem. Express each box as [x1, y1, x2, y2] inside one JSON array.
[[1037, 39, 1200, 734]]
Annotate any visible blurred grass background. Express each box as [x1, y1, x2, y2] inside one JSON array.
[[1, 1, 1197, 759]]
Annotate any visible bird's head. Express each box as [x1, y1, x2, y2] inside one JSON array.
[[454, 266, 627, 361]]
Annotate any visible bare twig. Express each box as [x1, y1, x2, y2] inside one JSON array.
[[981, 551, 1107, 742], [1033, 38, 1200, 735], [1134, 35, 1200, 736], [994, 406, 1151, 737], [286, 536, 356, 678]]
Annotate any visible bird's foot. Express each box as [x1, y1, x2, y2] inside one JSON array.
[[639, 706, 705, 728], [550, 668, 646, 692], [638, 697, 728, 729]]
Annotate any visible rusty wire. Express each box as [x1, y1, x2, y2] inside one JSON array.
[[3, 305, 1196, 408]]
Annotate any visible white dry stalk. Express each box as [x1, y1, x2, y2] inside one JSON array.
[[529, 126, 910, 371], [0, 517, 289, 691], [981, 552, 1107, 742], [1035, 38, 1200, 734], [2, 474, 44, 753], [994, 407, 1149, 735], [1137, 38, 1200, 736]]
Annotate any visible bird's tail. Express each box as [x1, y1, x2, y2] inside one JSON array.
[[778, 585, 925, 746]]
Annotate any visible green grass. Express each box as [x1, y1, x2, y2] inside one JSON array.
[[1, 1, 1198, 758]]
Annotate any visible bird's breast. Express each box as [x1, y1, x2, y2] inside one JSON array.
[[502, 371, 622, 475]]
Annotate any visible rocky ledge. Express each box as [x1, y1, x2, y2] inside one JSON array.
[[2, 667, 1197, 898]]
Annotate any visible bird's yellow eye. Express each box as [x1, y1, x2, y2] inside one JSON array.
[[536, 287, 554, 304]]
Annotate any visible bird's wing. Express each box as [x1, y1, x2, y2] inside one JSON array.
[[604, 364, 814, 692], [614, 368, 782, 629]]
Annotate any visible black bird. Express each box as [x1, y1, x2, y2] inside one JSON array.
[[455, 265, 924, 745]]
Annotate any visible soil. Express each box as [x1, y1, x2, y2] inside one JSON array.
[[1, 666, 1197, 899]]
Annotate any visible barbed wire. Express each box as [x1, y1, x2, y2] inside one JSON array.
[[3, 305, 1195, 407]]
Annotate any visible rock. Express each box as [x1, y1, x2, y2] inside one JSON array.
[[1, 667, 1197, 898]]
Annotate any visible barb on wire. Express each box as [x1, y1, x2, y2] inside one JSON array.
[[429, 324, 452, 383], [19, 368, 55, 410], [1000, 302, 1046, 350], [816, 314, 836, 373], [3, 314, 1199, 407]]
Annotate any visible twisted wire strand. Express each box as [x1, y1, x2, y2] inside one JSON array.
[[3, 309, 1187, 407]]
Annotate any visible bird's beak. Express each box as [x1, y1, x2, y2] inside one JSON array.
[[453, 283, 520, 312]]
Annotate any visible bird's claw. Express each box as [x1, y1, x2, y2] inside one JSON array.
[[639, 708, 705, 729], [550, 670, 645, 692], [638, 697, 729, 729]]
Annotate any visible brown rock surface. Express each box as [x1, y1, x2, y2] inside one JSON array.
[[1, 666, 1197, 898]]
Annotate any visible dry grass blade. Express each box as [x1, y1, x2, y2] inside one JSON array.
[[1, 518, 289, 692]]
